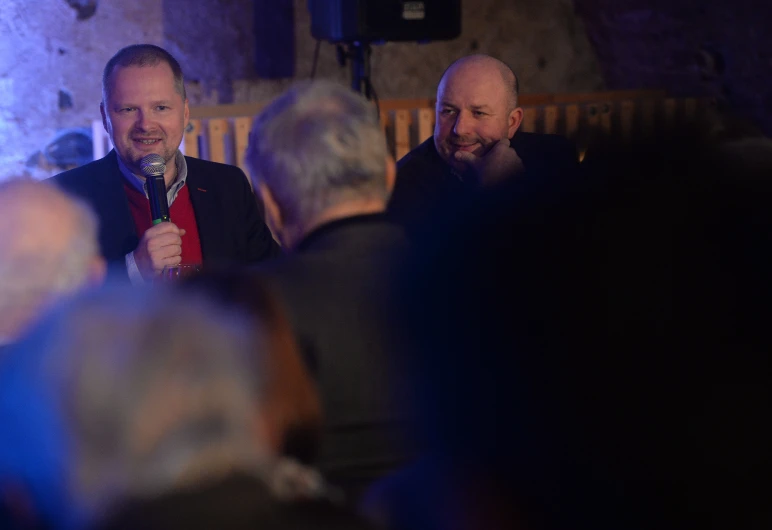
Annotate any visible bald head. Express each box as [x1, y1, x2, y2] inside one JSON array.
[[0, 179, 105, 341], [434, 55, 524, 171], [440, 55, 519, 110]]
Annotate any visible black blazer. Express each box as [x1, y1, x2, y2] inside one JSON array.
[[253, 215, 415, 502], [52, 151, 279, 274]]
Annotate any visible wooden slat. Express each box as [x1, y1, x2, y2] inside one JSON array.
[[664, 98, 677, 127], [417, 108, 434, 144], [190, 102, 265, 119], [684, 98, 697, 121], [380, 110, 393, 158], [565, 104, 580, 138], [620, 100, 636, 140], [518, 94, 555, 106], [544, 105, 559, 135], [184, 119, 202, 159], [185, 92, 667, 120], [234, 116, 253, 178], [379, 98, 434, 113], [518, 89, 666, 106], [544, 89, 666, 105], [642, 99, 656, 136], [394, 110, 411, 161], [380, 110, 389, 133], [600, 103, 612, 134], [521, 107, 538, 133], [208, 118, 229, 164], [586, 104, 601, 130]]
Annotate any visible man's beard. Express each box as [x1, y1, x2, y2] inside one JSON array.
[[442, 137, 490, 169]]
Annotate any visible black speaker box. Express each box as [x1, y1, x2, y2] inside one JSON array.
[[308, 0, 461, 43]]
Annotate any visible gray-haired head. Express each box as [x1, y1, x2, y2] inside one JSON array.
[[102, 44, 186, 104], [0, 178, 104, 342], [0, 285, 270, 528], [245, 80, 391, 235]]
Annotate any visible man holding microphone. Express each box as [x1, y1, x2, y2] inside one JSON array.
[[54, 44, 279, 281]]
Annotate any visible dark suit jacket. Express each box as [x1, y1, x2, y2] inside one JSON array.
[[388, 132, 579, 229], [52, 150, 279, 275], [253, 215, 415, 502]]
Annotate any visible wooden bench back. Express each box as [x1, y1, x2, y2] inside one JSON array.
[[93, 90, 710, 175]]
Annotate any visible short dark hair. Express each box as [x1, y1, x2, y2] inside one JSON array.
[[102, 44, 186, 102]]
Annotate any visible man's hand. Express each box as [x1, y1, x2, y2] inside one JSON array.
[[133, 222, 186, 280], [454, 137, 525, 186]]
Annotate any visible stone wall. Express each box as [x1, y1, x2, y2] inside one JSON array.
[[0, 1, 164, 179], [0, 0, 603, 180], [230, 0, 604, 104], [574, 0, 772, 135]]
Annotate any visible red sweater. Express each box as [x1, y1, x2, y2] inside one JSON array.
[[123, 181, 203, 266]]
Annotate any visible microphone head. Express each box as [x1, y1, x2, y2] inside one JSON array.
[[139, 154, 166, 177]]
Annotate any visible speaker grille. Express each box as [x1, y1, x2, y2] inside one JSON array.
[[308, 0, 461, 43]]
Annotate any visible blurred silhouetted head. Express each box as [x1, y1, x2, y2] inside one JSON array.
[[0, 179, 106, 344], [179, 269, 324, 464], [0, 285, 269, 529]]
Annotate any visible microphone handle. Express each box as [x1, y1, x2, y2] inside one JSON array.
[[147, 175, 171, 224]]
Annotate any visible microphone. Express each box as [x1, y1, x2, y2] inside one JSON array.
[[140, 154, 171, 225]]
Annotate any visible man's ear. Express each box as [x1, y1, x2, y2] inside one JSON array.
[[384, 155, 397, 195], [100, 101, 109, 133], [257, 183, 284, 246], [508, 107, 524, 138], [183, 98, 190, 130]]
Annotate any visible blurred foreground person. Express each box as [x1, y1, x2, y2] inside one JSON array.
[[0, 179, 105, 352], [0, 286, 372, 530], [246, 80, 414, 501], [363, 127, 771, 530], [179, 269, 324, 466]]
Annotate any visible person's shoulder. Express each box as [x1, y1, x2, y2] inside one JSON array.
[[249, 254, 316, 304], [512, 131, 578, 169], [512, 131, 575, 151], [396, 137, 438, 171], [185, 156, 245, 176], [51, 152, 115, 187], [186, 157, 251, 193], [185, 156, 251, 190]]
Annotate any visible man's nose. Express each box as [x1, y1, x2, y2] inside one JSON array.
[[134, 110, 153, 130], [453, 112, 472, 136]]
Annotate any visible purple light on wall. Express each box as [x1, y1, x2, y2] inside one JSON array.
[[253, 0, 295, 79], [574, 0, 772, 135]]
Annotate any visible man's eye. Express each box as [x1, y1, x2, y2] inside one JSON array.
[[440, 108, 456, 116], [157, 106, 169, 111], [473, 111, 487, 117]]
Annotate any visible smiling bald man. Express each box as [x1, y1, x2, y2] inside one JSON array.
[[388, 55, 579, 230]]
